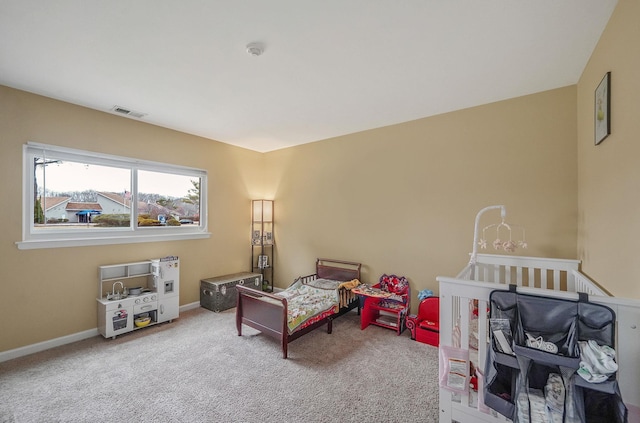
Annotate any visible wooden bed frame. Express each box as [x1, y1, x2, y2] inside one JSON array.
[[235, 258, 362, 358]]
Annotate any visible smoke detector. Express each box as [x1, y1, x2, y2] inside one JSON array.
[[246, 42, 264, 57]]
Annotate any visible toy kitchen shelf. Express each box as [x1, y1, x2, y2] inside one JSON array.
[[98, 261, 152, 298], [97, 258, 180, 339]]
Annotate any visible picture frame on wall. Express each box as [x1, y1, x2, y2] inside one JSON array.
[[595, 71, 611, 145]]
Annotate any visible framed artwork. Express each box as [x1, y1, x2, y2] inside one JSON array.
[[595, 72, 611, 145]]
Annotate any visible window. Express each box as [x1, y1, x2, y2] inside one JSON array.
[[18, 142, 209, 249]]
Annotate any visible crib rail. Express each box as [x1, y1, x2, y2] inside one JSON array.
[[571, 269, 610, 296], [459, 254, 607, 295]]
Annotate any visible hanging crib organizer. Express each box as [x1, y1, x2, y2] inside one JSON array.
[[484, 285, 628, 423]]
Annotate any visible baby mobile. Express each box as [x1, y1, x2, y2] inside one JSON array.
[[469, 205, 527, 266], [478, 219, 527, 253]]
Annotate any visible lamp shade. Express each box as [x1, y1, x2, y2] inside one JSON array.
[[252, 199, 273, 222], [262, 200, 273, 222], [252, 200, 263, 222]]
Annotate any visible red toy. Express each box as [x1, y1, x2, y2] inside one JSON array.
[[406, 296, 440, 346]]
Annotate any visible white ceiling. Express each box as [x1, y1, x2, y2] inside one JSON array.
[[0, 1, 617, 153]]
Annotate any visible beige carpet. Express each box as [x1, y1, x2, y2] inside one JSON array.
[[0, 307, 440, 422]]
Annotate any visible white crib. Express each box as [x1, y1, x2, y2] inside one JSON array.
[[437, 253, 640, 423]]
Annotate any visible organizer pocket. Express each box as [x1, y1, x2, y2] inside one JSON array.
[[515, 360, 578, 423], [578, 302, 616, 348], [490, 318, 515, 355], [580, 388, 628, 423], [514, 345, 581, 369], [516, 295, 579, 357], [490, 292, 518, 324], [484, 362, 517, 420], [489, 290, 518, 355], [484, 339, 519, 421]]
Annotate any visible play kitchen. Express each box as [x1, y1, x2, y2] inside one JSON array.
[[97, 256, 180, 339]]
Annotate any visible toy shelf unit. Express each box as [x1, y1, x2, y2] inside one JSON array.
[[251, 199, 274, 292], [361, 296, 410, 335], [97, 256, 180, 339], [359, 276, 411, 335]]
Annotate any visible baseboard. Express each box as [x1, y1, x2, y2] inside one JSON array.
[[180, 301, 201, 311], [0, 328, 99, 363], [0, 302, 204, 363]]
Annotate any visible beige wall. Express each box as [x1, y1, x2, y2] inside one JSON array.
[[1, 84, 579, 354], [577, 0, 640, 299], [266, 86, 579, 302], [0, 86, 264, 352]]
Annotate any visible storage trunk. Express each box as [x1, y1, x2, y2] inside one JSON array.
[[200, 272, 262, 312]]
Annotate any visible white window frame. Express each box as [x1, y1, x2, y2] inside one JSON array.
[[17, 142, 210, 250]]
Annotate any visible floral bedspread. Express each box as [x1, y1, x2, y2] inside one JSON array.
[[276, 278, 340, 334]]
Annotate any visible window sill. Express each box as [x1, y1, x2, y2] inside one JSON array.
[[16, 231, 211, 250]]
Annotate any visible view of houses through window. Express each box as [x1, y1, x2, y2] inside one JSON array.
[[33, 156, 201, 230], [21, 143, 208, 249]]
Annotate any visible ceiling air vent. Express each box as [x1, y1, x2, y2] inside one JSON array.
[[111, 105, 146, 119]]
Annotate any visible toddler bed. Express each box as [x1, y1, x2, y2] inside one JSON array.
[[437, 206, 640, 423], [235, 258, 361, 358]]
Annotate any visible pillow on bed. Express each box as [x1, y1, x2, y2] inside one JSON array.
[[303, 278, 340, 290]]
